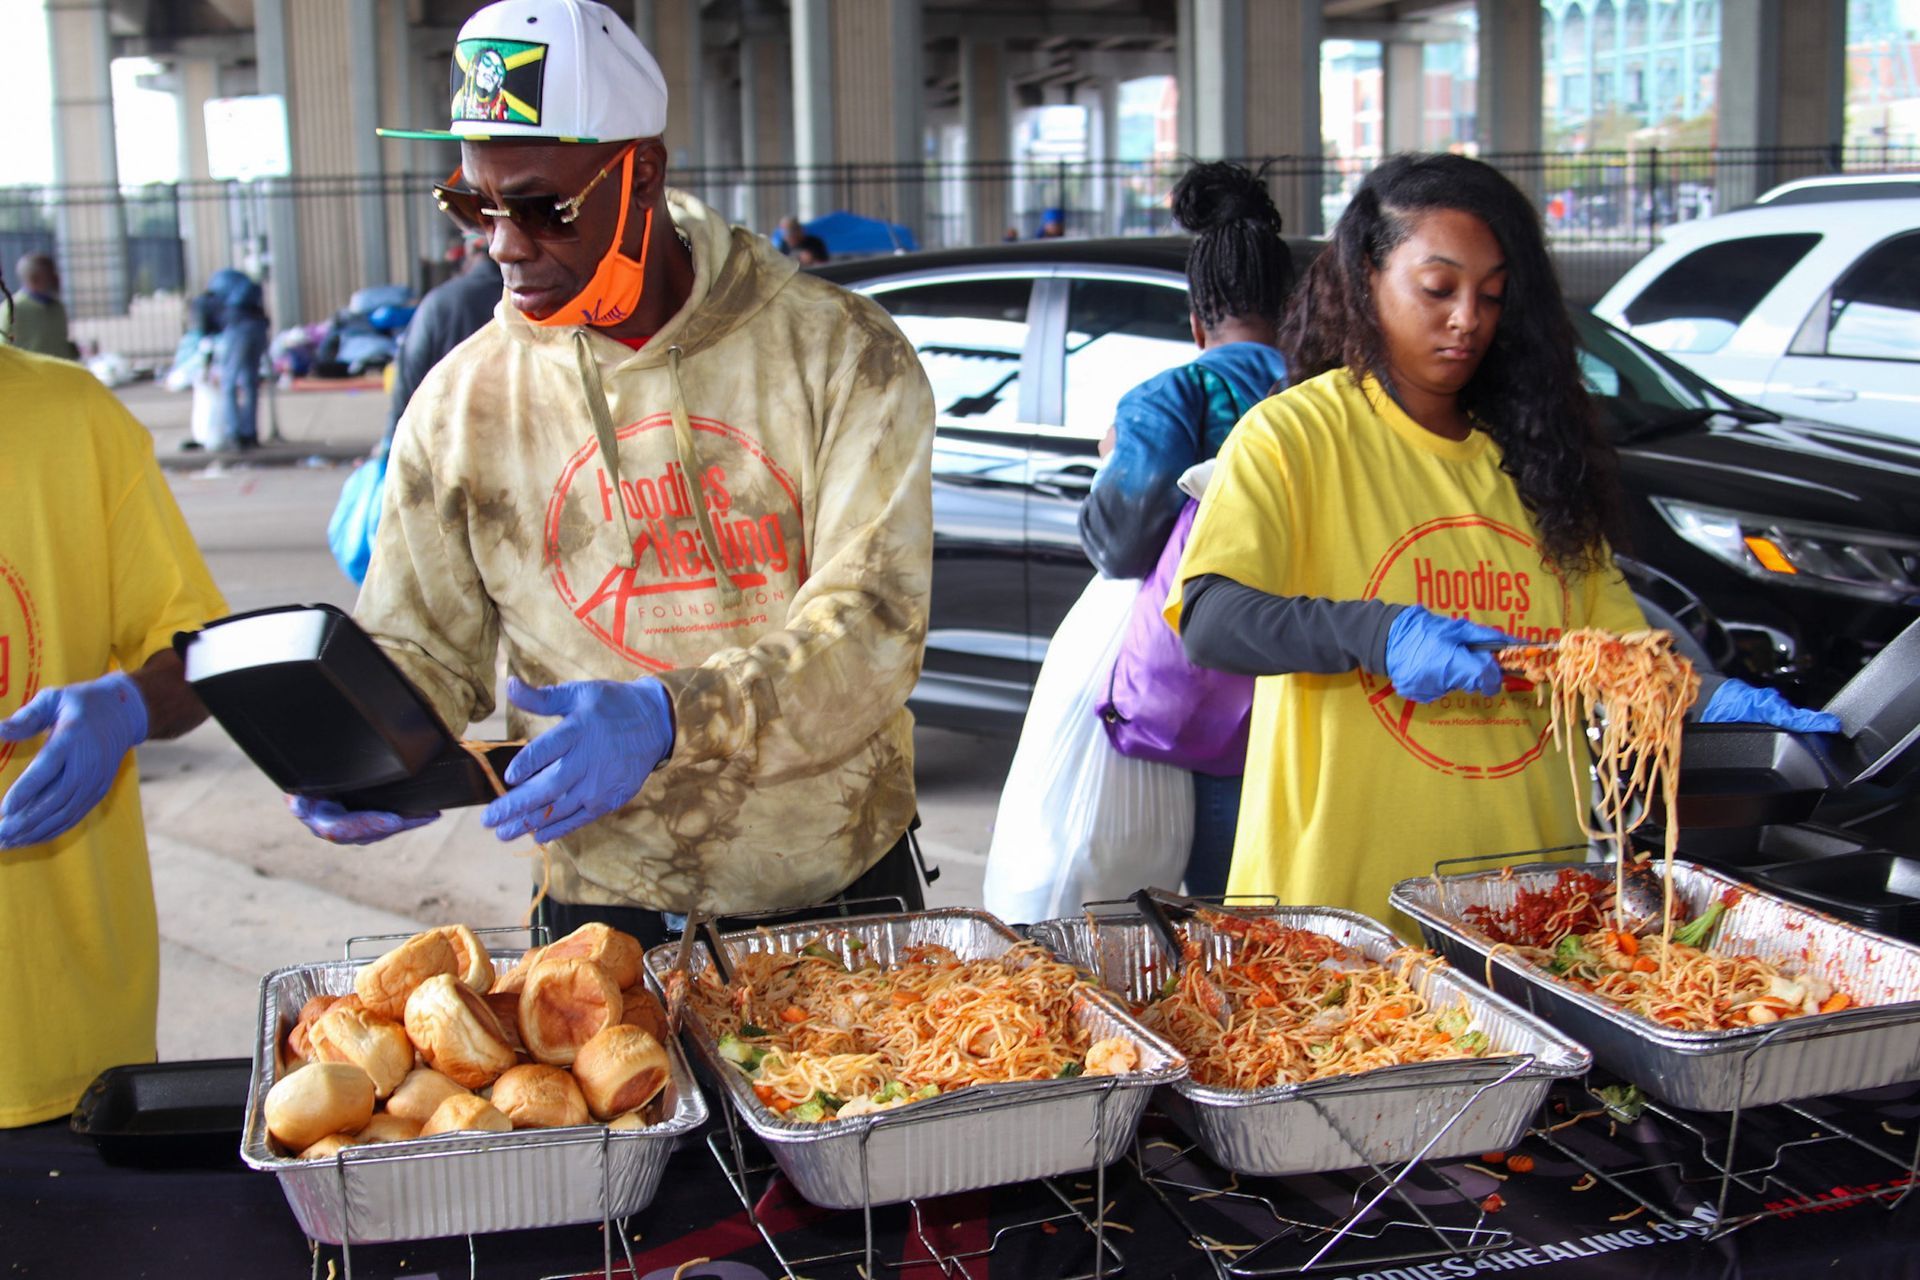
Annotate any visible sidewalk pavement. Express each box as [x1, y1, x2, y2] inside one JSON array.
[[122, 376, 390, 471]]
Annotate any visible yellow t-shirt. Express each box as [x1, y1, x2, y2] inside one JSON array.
[[0, 348, 226, 1126], [1167, 368, 1643, 935]]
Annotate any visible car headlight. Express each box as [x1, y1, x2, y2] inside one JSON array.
[[1651, 498, 1920, 605]]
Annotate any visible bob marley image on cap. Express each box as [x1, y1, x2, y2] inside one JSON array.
[[451, 37, 547, 125]]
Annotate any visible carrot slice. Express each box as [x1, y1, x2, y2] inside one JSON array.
[[778, 1006, 808, 1023], [1820, 992, 1853, 1014]]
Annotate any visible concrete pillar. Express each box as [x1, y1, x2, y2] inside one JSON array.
[[1175, 0, 1197, 159], [1477, 0, 1545, 204], [349, 0, 391, 290], [175, 57, 231, 293], [1384, 39, 1425, 155], [1477, 0, 1544, 156], [790, 0, 833, 218], [1719, 0, 1846, 206], [44, 0, 129, 317], [787, 0, 921, 235], [960, 36, 1009, 245], [1186, 0, 1322, 234], [647, 0, 705, 176], [253, 0, 303, 327], [739, 32, 792, 235], [1093, 78, 1123, 236]]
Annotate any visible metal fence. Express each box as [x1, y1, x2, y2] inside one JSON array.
[[5, 143, 1916, 356]]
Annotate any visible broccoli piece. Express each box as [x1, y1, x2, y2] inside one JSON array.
[[1057, 1061, 1085, 1079], [1320, 980, 1350, 1008], [1434, 1007, 1471, 1037], [799, 941, 845, 968], [717, 1033, 765, 1072], [787, 1089, 847, 1124], [1594, 1083, 1647, 1123], [1551, 934, 1599, 975], [1673, 900, 1728, 950], [911, 1083, 941, 1101], [872, 1081, 904, 1104], [1455, 1031, 1491, 1055], [738, 1022, 770, 1039]]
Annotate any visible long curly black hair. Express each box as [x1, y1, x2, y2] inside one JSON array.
[[1171, 161, 1294, 329], [1279, 153, 1623, 575]]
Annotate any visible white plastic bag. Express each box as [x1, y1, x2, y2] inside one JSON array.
[[982, 574, 1194, 924], [189, 375, 225, 449]]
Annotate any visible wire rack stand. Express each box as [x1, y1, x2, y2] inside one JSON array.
[[300, 925, 654, 1280], [1130, 1061, 1527, 1277], [706, 1093, 1128, 1280], [1531, 1067, 1920, 1238]]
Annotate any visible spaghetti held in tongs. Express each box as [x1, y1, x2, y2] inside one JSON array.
[[1499, 629, 1701, 946]]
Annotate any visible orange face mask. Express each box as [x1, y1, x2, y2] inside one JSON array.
[[526, 148, 655, 329]]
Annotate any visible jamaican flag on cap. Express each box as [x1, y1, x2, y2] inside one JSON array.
[[451, 37, 547, 127]]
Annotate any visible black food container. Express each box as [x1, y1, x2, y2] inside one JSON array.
[[70, 1059, 251, 1168], [175, 604, 518, 815]]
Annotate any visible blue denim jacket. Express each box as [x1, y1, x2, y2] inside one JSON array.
[[1078, 341, 1288, 580]]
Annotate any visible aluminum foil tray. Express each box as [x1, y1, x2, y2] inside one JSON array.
[[1028, 907, 1589, 1177], [242, 951, 708, 1245], [643, 907, 1186, 1209], [1391, 859, 1920, 1111]]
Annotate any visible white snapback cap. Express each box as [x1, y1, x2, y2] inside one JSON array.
[[379, 0, 667, 143]]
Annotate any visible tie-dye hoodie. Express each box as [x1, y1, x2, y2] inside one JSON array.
[[357, 190, 934, 913]]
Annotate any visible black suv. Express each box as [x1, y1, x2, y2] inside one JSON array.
[[816, 239, 1920, 735]]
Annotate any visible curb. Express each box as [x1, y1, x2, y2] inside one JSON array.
[[157, 442, 372, 473]]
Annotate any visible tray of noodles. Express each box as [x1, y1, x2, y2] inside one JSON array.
[[242, 944, 708, 1245], [1390, 859, 1920, 1111], [643, 908, 1186, 1209], [1028, 906, 1589, 1177]]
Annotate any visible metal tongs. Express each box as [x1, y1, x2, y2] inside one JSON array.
[[664, 908, 709, 1034], [1130, 888, 1232, 1030]]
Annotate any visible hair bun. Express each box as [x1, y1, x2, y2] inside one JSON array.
[[1171, 161, 1283, 235]]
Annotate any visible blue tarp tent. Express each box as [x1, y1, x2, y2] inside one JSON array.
[[803, 210, 919, 257]]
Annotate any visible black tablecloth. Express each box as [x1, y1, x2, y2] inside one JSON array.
[[7, 1076, 1920, 1279]]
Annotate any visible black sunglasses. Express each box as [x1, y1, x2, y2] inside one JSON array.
[[432, 141, 638, 240]]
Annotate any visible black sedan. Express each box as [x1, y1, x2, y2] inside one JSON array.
[[815, 239, 1920, 734]]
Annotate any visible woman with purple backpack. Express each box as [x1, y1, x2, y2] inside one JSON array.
[[1078, 161, 1296, 898]]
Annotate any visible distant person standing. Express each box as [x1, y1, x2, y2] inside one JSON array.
[[383, 229, 505, 452], [213, 274, 270, 450], [1, 254, 78, 360]]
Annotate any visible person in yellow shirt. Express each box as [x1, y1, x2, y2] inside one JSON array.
[[0, 341, 226, 1127], [1166, 154, 1834, 933]]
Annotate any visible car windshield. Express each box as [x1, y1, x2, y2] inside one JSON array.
[[1572, 313, 1773, 442]]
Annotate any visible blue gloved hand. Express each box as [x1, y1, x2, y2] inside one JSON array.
[[0, 672, 149, 849], [287, 795, 439, 845], [1384, 606, 1515, 703], [481, 675, 674, 845], [1701, 679, 1843, 733]]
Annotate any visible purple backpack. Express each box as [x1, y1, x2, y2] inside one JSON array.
[[1097, 499, 1254, 776]]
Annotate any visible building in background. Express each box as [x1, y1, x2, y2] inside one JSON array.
[[1541, 0, 1722, 149]]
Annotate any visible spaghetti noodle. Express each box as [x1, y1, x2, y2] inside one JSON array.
[[1500, 629, 1699, 941], [690, 938, 1138, 1123], [1465, 868, 1855, 1031], [1138, 910, 1495, 1088]]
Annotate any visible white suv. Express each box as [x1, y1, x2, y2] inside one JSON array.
[[1593, 198, 1920, 441]]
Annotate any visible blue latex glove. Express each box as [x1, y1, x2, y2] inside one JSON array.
[[0, 672, 149, 849], [287, 795, 439, 845], [1701, 679, 1843, 733], [482, 675, 674, 844], [1384, 605, 1515, 703]]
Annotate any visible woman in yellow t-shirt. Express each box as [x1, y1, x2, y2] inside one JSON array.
[[1165, 154, 1832, 931]]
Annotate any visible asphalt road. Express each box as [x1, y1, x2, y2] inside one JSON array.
[[128, 383, 1013, 1062]]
